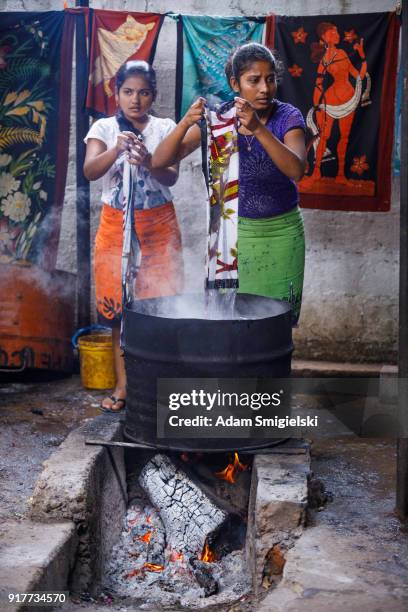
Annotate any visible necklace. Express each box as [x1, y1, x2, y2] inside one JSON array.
[[243, 134, 255, 151]]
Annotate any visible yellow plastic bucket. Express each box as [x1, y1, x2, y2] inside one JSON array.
[[78, 332, 116, 389]]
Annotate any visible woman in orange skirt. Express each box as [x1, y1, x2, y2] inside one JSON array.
[[84, 61, 184, 412]]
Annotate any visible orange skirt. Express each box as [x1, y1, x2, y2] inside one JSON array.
[[94, 203, 184, 327]]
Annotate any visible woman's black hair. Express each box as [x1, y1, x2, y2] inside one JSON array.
[[115, 60, 157, 99], [225, 42, 283, 83], [116, 109, 143, 139], [115, 60, 157, 137]]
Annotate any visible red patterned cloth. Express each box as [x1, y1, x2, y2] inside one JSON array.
[[267, 12, 400, 211], [86, 10, 163, 117]]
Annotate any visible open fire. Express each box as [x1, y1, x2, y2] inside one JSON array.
[[215, 452, 248, 484], [200, 540, 217, 563], [104, 452, 252, 607]]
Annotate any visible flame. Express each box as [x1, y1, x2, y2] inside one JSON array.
[[169, 551, 184, 562], [215, 452, 248, 483], [144, 562, 164, 572], [200, 541, 216, 563], [125, 562, 164, 577], [146, 515, 152, 524], [138, 531, 152, 543]]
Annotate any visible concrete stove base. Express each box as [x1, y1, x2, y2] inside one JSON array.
[[1, 417, 311, 610]]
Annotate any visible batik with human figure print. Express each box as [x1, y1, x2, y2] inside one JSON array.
[[269, 12, 400, 211]]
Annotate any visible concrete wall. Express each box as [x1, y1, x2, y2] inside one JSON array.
[[3, 0, 399, 362]]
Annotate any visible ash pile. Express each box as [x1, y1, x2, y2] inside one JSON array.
[[104, 452, 252, 609]]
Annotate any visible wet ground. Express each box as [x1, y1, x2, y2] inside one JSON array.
[[1, 376, 408, 610], [256, 413, 408, 611], [0, 373, 102, 520]]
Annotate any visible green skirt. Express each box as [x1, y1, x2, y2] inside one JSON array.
[[237, 206, 305, 325]]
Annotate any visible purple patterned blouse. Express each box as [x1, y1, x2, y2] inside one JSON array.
[[238, 100, 306, 219]]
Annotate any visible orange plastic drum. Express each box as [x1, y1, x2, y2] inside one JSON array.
[[0, 263, 75, 372]]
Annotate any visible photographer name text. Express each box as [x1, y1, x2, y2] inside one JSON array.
[[167, 415, 318, 428]]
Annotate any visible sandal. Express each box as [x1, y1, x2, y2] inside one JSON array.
[[100, 395, 126, 414]]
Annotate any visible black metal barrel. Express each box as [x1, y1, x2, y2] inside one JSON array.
[[123, 293, 293, 451]]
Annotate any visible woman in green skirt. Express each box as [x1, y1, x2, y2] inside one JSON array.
[[153, 43, 306, 324]]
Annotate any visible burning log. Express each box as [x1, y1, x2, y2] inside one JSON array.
[[146, 515, 166, 567], [189, 557, 219, 597], [138, 454, 229, 559]]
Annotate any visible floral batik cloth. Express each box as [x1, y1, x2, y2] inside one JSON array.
[[0, 11, 73, 266]]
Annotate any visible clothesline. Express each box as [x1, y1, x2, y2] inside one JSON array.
[[64, 6, 270, 19], [62, 7, 399, 19]]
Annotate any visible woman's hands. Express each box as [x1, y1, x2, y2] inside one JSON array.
[[127, 139, 152, 169], [234, 96, 262, 134], [114, 131, 134, 154], [233, 97, 306, 181], [116, 131, 152, 169], [180, 97, 206, 130]]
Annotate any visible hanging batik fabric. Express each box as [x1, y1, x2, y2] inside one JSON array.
[[393, 65, 402, 176], [86, 10, 163, 118], [204, 104, 239, 290], [0, 11, 74, 268], [268, 11, 400, 211], [176, 15, 264, 120]]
